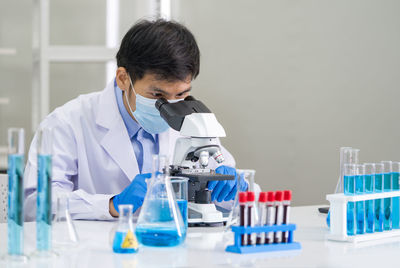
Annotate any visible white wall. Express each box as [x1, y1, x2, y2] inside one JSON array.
[[1, 0, 400, 205]]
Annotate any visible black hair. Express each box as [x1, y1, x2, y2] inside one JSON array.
[[116, 19, 200, 83]]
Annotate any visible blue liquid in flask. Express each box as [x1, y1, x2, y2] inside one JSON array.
[[37, 154, 52, 251], [344, 175, 355, 235], [7, 154, 25, 255], [113, 231, 138, 254], [135, 199, 186, 247]]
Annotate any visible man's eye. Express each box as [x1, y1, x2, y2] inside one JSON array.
[[152, 93, 163, 97]]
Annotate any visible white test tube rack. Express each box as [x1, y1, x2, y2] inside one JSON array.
[[326, 191, 400, 242]]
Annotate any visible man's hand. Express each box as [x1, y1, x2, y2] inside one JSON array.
[[109, 173, 152, 217], [207, 166, 248, 202]]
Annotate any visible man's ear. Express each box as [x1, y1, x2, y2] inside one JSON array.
[[116, 67, 130, 91]]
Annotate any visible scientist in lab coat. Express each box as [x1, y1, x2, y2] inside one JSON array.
[[24, 19, 254, 221]]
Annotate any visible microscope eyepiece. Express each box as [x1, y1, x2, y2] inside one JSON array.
[[155, 98, 168, 111]]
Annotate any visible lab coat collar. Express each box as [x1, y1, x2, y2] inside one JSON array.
[[96, 80, 139, 181]]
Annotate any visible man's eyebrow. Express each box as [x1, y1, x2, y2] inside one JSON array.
[[177, 87, 192, 95], [149, 86, 192, 95]]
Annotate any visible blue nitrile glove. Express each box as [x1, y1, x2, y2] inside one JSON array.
[[112, 173, 152, 213], [207, 166, 248, 202]]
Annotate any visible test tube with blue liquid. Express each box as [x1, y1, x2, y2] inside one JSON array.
[[364, 163, 375, 233], [382, 161, 392, 230], [391, 162, 400, 229], [5, 128, 27, 262], [344, 164, 356, 235], [374, 163, 384, 232], [355, 164, 365, 234], [327, 147, 358, 228], [36, 127, 53, 254]]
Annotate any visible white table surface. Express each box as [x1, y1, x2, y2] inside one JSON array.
[[1, 205, 400, 268]]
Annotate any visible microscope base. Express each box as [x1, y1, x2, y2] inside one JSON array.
[[187, 203, 229, 226]]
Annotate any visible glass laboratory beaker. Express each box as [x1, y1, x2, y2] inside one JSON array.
[[52, 194, 79, 249], [112, 205, 138, 253], [382, 161, 392, 230], [364, 163, 375, 233], [392, 162, 400, 229], [36, 127, 53, 253], [4, 128, 27, 262], [170, 177, 188, 228], [135, 155, 186, 247]]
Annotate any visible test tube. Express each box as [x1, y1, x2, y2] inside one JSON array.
[[256, 192, 267, 245], [381, 161, 392, 230], [374, 163, 384, 232], [364, 163, 375, 233], [274, 191, 284, 243], [7, 128, 25, 257], [344, 164, 356, 235], [355, 164, 365, 234], [36, 128, 53, 252], [336, 147, 353, 194], [247, 192, 256, 245], [392, 162, 400, 229]]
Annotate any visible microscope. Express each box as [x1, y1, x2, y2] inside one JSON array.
[[156, 96, 234, 226]]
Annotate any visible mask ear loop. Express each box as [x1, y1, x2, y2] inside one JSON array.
[[125, 74, 136, 116]]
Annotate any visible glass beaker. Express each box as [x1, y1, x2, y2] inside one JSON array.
[[112, 205, 138, 253], [135, 155, 186, 247], [52, 194, 79, 249], [170, 177, 188, 228], [225, 171, 246, 230], [3, 128, 28, 262]]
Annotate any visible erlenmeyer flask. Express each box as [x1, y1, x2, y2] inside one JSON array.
[[135, 155, 186, 247], [112, 204, 138, 253], [52, 194, 79, 249]]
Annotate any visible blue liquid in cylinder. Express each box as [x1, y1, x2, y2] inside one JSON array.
[[7, 154, 24, 255], [344, 175, 355, 235], [365, 174, 374, 233], [383, 173, 392, 230], [392, 172, 400, 229], [37, 154, 52, 251], [355, 174, 365, 234], [375, 173, 383, 232]]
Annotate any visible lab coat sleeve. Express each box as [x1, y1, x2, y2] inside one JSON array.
[[24, 115, 115, 221], [211, 142, 261, 211]]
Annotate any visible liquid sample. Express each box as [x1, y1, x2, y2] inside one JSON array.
[[176, 199, 188, 228], [355, 174, 364, 234], [344, 175, 355, 235], [135, 225, 186, 247], [7, 154, 24, 255], [383, 173, 392, 230], [392, 172, 400, 229], [113, 231, 138, 253], [374, 173, 383, 232], [365, 174, 374, 233], [37, 154, 52, 251]]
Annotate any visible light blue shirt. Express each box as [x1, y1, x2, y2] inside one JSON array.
[[114, 80, 159, 174]]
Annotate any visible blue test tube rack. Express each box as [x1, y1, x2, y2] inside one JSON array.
[[225, 224, 301, 254], [327, 191, 400, 243]]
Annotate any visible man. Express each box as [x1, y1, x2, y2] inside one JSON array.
[[24, 19, 252, 221]]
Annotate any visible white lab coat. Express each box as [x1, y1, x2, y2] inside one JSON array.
[[24, 80, 245, 221]]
